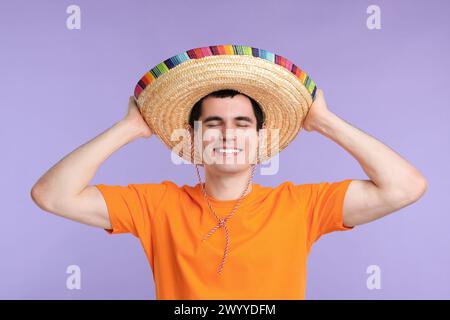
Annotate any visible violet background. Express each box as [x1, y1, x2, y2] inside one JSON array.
[[1, 0, 449, 299]]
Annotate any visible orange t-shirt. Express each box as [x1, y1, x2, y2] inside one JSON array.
[[95, 179, 354, 299]]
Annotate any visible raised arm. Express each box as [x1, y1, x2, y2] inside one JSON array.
[[30, 96, 153, 229], [302, 89, 428, 227]]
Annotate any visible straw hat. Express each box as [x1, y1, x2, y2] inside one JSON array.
[[133, 44, 317, 164]]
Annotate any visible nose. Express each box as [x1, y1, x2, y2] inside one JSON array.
[[222, 134, 237, 147], [219, 123, 237, 147]]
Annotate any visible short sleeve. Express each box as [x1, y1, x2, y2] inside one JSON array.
[[297, 179, 354, 251], [94, 182, 168, 238]]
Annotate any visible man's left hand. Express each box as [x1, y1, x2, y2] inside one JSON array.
[[302, 88, 331, 132]]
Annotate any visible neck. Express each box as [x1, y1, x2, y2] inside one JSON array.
[[202, 167, 254, 201]]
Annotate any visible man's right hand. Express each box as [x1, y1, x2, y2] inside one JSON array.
[[31, 95, 155, 230], [122, 96, 153, 139]]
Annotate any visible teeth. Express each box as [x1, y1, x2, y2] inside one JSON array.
[[215, 148, 242, 154]]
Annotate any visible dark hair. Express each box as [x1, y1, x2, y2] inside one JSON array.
[[188, 89, 265, 131]]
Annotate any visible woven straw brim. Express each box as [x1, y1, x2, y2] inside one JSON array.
[[136, 54, 313, 164]]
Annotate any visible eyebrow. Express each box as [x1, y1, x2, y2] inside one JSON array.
[[203, 116, 253, 123]]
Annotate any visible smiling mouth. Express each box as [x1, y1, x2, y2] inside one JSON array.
[[213, 148, 243, 155]]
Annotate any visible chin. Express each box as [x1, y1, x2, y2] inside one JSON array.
[[208, 162, 252, 174]]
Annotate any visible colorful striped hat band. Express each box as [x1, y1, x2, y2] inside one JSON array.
[[133, 44, 317, 164]]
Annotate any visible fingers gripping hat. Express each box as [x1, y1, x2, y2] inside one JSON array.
[[133, 44, 317, 163]]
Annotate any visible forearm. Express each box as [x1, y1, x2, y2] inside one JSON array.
[[313, 111, 426, 194], [34, 119, 142, 199]]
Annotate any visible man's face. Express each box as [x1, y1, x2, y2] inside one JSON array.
[[194, 94, 260, 174]]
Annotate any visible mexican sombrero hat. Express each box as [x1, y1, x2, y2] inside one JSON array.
[[133, 44, 317, 164]]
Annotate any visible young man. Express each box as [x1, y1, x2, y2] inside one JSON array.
[[30, 88, 427, 299], [31, 44, 428, 299]]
